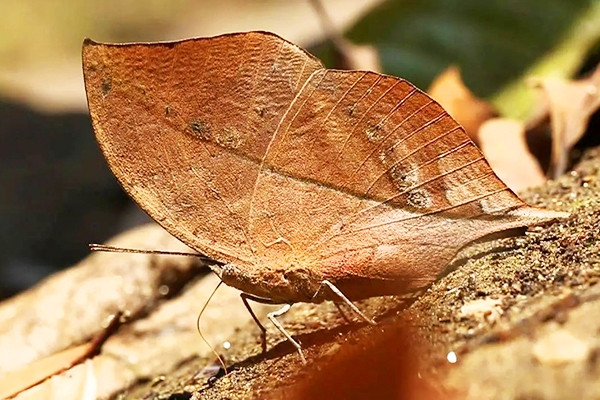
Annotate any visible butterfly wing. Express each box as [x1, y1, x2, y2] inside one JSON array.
[[84, 32, 565, 300], [248, 69, 565, 296], [83, 32, 324, 265]]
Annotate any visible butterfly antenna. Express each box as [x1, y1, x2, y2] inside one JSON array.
[[197, 280, 228, 375], [89, 243, 218, 263], [91, 243, 228, 372]]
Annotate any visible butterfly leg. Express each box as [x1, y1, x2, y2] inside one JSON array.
[[267, 304, 306, 365], [240, 294, 305, 363], [316, 280, 376, 325], [333, 301, 352, 324], [240, 293, 279, 353]]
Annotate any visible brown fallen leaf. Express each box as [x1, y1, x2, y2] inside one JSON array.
[[0, 344, 94, 400], [83, 31, 567, 364], [9, 271, 272, 400], [478, 118, 547, 192], [269, 316, 459, 400], [428, 66, 497, 142], [531, 64, 600, 178]]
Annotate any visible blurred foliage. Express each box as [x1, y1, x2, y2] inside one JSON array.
[[343, 0, 600, 119], [0, 1, 189, 68]]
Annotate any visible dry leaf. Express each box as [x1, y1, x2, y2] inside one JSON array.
[[2, 232, 272, 399], [428, 66, 497, 142], [82, 31, 566, 359], [478, 118, 547, 192], [10, 274, 271, 399], [0, 343, 94, 399], [268, 317, 457, 400], [531, 64, 600, 178]]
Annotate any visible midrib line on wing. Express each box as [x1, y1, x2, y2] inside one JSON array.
[[150, 81, 500, 217]]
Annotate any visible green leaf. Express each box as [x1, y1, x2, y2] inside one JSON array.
[[346, 0, 600, 119]]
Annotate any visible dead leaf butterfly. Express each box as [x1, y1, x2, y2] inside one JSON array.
[[82, 31, 567, 363]]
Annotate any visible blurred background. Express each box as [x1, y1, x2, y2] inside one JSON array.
[[1, 0, 599, 299]]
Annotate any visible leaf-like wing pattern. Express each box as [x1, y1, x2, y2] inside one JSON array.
[[84, 32, 566, 300], [83, 32, 324, 266]]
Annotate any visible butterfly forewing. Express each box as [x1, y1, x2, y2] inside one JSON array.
[[83, 32, 324, 266]]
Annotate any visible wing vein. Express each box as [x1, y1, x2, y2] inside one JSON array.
[[363, 111, 447, 195], [354, 155, 486, 220], [322, 186, 511, 241], [306, 71, 369, 156], [324, 77, 399, 182], [247, 68, 325, 254]]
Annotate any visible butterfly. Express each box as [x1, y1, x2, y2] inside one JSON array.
[[83, 31, 566, 363]]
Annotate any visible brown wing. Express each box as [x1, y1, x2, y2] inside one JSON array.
[[247, 69, 565, 292], [82, 32, 324, 265]]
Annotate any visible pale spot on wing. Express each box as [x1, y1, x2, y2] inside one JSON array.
[[445, 186, 464, 206], [215, 126, 243, 149], [188, 120, 211, 140], [479, 197, 497, 214], [389, 164, 419, 190], [365, 125, 384, 142], [188, 121, 244, 150], [478, 190, 522, 214], [406, 189, 432, 209], [378, 147, 419, 191]]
